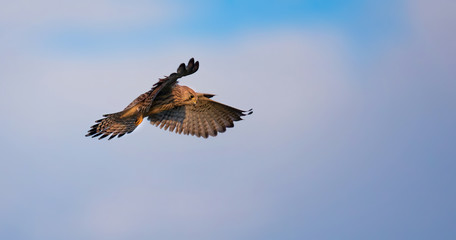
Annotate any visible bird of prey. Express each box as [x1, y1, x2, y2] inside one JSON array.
[[86, 58, 252, 140]]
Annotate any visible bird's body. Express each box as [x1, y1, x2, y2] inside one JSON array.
[[86, 58, 252, 140]]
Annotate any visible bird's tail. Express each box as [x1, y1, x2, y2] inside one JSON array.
[[86, 110, 143, 140]]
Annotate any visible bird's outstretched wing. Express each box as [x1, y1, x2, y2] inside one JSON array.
[[140, 58, 199, 112], [147, 96, 253, 138], [86, 58, 199, 140]]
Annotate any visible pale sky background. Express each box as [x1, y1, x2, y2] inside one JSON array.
[[0, 0, 455, 239]]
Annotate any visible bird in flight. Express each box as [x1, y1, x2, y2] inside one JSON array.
[[86, 58, 252, 140]]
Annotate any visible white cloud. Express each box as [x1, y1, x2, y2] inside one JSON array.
[[0, 0, 177, 30]]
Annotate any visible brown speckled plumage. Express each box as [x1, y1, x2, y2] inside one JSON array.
[[86, 58, 252, 140]]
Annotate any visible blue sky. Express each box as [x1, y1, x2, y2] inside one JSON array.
[[0, 0, 455, 239]]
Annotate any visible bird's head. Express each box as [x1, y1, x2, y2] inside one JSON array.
[[180, 86, 198, 105]]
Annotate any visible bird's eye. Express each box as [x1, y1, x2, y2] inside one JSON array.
[[189, 95, 193, 99]]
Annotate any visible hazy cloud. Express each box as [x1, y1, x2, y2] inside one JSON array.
[[0, 0, 175, 29]]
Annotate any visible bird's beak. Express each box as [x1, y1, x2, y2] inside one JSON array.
[[193, 97, 197, 105]]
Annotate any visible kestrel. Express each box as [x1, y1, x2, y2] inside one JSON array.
[[86, 58, 252, 140]]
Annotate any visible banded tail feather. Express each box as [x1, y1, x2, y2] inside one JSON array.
[[86, 111, 141, 140]]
